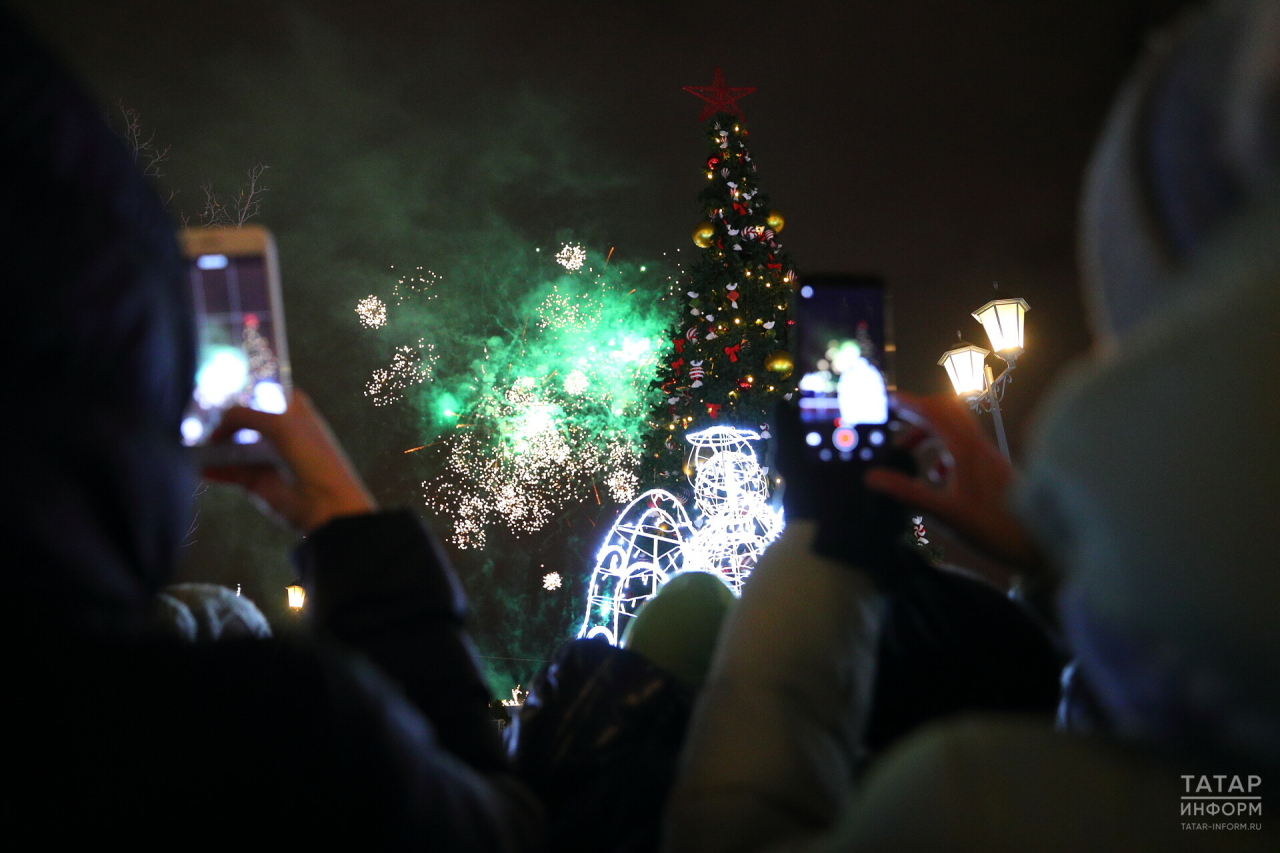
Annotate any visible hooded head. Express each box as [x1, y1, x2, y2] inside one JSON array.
[[1080, 0, 1280, 345], [1, 17, 196, 636], [1020, 0, 1280, 766]]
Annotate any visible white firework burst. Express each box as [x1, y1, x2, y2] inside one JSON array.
[[554, 243, 587, 271], [355, 295, 388, 329]]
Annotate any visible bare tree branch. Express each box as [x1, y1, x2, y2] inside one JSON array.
[[232, 163, 269, 226], [116, 101, 170, 179], [199, 180, 225, 227], [197, 165, 269, 227], [114, 101, 267, 228]]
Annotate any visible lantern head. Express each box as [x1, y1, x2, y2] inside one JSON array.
[[938, 343, 991, 398], [972, 297, 1029, 357]]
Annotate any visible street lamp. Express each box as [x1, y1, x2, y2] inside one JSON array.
[[938, 296, 1029, 461], [972, 297, 1029, 359]]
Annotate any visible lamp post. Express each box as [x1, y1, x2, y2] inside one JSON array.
[[938, 296, 1029, 461]]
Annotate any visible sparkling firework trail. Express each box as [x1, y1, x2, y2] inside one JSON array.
[[393, 267, 441, 304], [365, 340, 437, 406]]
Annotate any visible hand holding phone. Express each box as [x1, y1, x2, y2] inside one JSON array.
[[204, 390, 377, 534], [863, 391, 1046, 580]]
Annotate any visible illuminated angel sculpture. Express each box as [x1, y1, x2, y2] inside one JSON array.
[[578, 426, 782, 644], [681, 426, 783, 592]]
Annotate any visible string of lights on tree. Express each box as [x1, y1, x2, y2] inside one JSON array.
[[642, 68, 799, 496]]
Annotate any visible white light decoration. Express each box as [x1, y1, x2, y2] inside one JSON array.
[[681, 426, 783, 593], [578, 427, 783, 644], [938, 343, 990, 398], [972, 297, 1029, 355], [542, 571, 562, 591]]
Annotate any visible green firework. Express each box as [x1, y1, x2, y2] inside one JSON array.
[[361, 242, 676, 549]]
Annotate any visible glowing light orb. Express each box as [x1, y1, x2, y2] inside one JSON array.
[[543, 572, 562, 591], [555, 243, 587, 271], [251, 380, 287, 414], [180, 416, 204, 445], [233, 429, 261, 445], [355, 295, 388, 329], [195, 347, 249, 409]]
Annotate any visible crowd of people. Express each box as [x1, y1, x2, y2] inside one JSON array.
[[5, 0, 1278, 849]]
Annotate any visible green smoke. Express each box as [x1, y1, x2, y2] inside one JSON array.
[[365, 243, 674, 549], [21, 2, 683, 696]]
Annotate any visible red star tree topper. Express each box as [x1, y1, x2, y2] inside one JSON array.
[[682, 67, 757, 121]]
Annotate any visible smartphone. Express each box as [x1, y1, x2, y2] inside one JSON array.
[[178, 225, 290, 465], [794, 274, 894, 463]]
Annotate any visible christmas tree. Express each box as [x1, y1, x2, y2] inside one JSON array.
[[642, 68, 798, 492]]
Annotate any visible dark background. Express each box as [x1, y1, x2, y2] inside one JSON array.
[[12, 0, 1194, 690]]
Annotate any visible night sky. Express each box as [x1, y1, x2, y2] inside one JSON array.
[[12, 0, 1193, 689]]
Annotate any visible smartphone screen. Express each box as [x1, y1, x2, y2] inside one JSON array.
[[795, 274, 892, 462], [178, 226, 290, 449]]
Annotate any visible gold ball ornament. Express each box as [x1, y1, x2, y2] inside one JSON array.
[[765, 210, 785, 233], [765, 349, 794, 378], [692, 222, 716, 249]]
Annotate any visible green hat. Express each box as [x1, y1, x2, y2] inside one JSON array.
[[621, 571, 736, 688]]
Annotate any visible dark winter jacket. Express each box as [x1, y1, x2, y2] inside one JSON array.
[[0, 15, 538, 849], [510, 638, 695, 853]]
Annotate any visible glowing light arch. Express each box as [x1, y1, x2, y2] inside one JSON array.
[[577, 489, 696, 645]]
